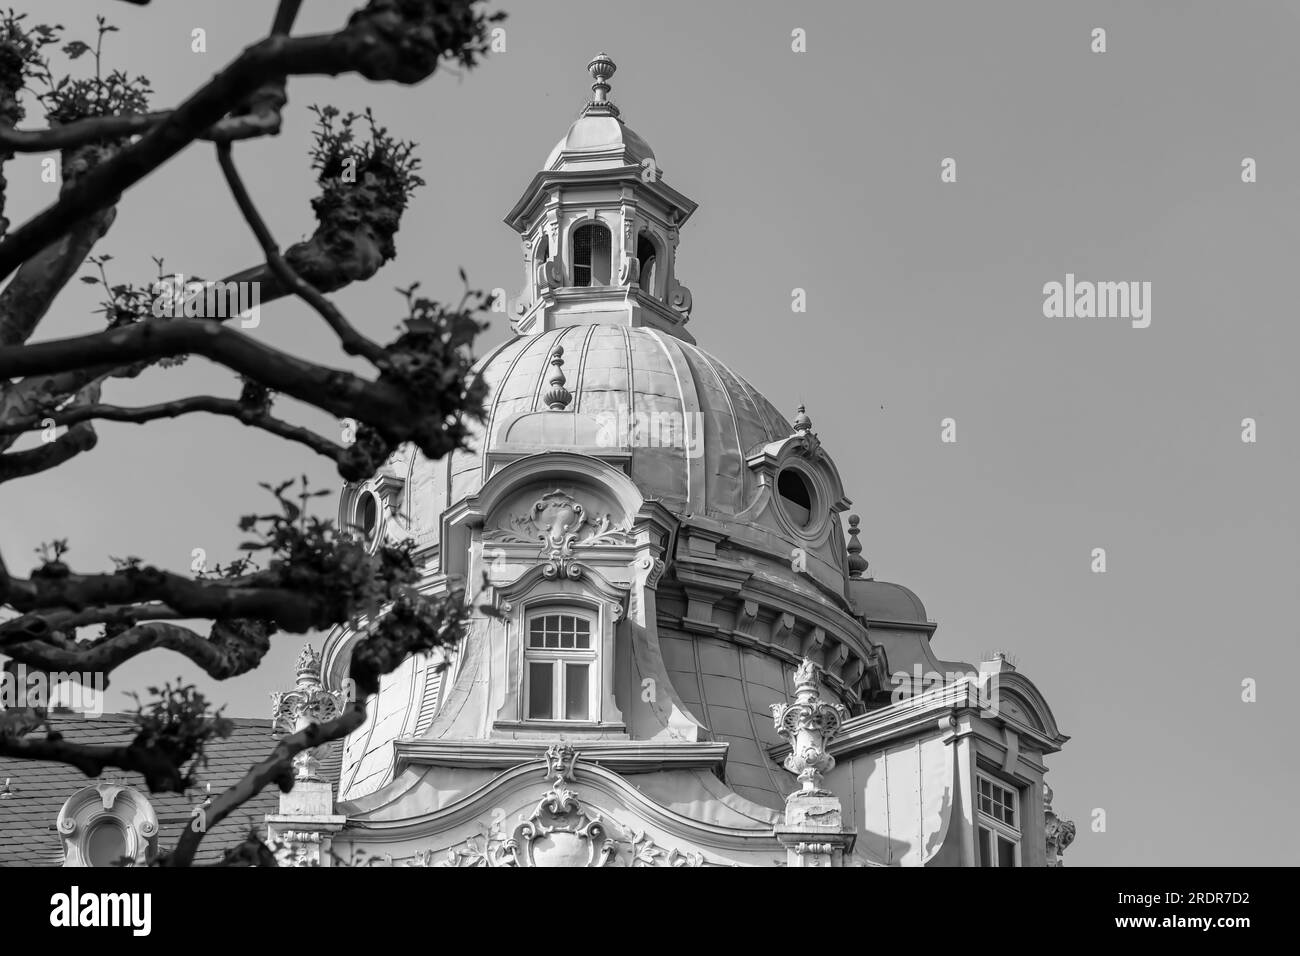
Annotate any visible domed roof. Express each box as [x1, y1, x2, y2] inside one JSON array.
[[400, 326, 796, 550], [544, 113, 656, 171]]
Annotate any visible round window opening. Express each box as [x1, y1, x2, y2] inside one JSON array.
[[777, 469, 814, 528], [85, 819, 130, 867], [359, 492, 379, 538]]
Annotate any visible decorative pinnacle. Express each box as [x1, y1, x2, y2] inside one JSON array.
[[295, 644, 322, 687], [543, 344, 573, 410], [770, 659, 848, 799], [585, 52, 619, 116], [846, 514, 869, 579], [792, 404, 812, 434]]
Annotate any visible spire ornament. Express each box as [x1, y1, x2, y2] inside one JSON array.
[[271, 644, 347, 781], [792, 404, 813, 434], [543, 344, 573, 410], [585, 52, 619, 116], [846, 514, 869, 579], [771, 658, 848, 798]]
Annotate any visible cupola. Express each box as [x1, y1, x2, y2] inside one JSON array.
[[504, 54, 699, 341]]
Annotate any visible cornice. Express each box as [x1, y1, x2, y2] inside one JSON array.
[[393, 738, 729, 775]]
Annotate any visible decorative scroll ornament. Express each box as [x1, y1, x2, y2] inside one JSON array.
[[627, 830, 704, 868], [771, 658, 848, 798], [270, 644, 347, 781], [435, 744, 617, 868], [1043, 784, 1077, 867], [536, 257, 566, 293], [485, 489, 634, 578], [667, 278, 692, 319], [618, 255, 641, 287]]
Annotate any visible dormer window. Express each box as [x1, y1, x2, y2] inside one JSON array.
[[572, 223, 611, 287], [636, 233, 658, 296], [976, 774, 1021, 867], [525, 611, 596, 721]]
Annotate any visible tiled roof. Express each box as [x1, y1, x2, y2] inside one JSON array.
[[0, 711, 339, 866]]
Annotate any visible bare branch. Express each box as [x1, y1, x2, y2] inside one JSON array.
[[0, 1, 500, 282], [0, 319, 405, 425], [4, 618, 273, 683], [216, 141, 385, 363], [0, 393, 346, 462], [0, 422, 97, 481], [1, 565, 339, 640], [165, 701, 366, 866]]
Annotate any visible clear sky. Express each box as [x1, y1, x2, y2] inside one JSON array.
[[2, 0, 1297, 866]]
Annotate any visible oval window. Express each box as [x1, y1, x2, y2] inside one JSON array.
[[360, 491, 379, 538], [85, 820, 130, 867], [777, 469, 814, 528]]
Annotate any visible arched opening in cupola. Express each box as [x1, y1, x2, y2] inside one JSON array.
[[636, 232, 658, 296], [572, 223, 611, 287]]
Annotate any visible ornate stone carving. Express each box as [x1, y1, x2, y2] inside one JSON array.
[[536, 257, 565, 292], [627, 830, 705, 868], [435, 745, 617, 868], [485, 489, 634, 578], [667, 278, 692, 318], [770, 658, 848, 797], [271, 644, 347, 781], [1043, 783, 1076, 867], [639, 554, 667, 589], [618, 255, 641, 286], [57, 783, 159, 867]]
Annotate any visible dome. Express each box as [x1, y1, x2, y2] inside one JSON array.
[[398, 325, 797, 552], [543, 113, 656, 171]]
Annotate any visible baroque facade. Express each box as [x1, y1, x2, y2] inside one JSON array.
[[267, 54, 1074, 869], [0, 54, 1073, 869]]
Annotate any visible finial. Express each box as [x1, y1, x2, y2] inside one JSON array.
[[846, 514, 869, 579], [294, 644, 322, 687], [792, 404, 812, 434], [585, 52, 619, 116], [543, 344, 573, 410], [770, 659, 848, 798]]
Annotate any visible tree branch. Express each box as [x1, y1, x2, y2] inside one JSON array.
[[0, 319, 407, 427], [0, 394, 346, 461], [216, 141, 385, 363], [4, 619, 273, 683], [0, 566, 341, 640], [0, 0, 498, 282], [0, 422, 97, 481], [165, 701, 366, 867]]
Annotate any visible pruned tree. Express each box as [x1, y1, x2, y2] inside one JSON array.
[[0, 0, 504, 866]]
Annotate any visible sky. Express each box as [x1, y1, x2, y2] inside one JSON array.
[[2, 0, 1298, 866]]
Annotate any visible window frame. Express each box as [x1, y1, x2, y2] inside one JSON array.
[[976, 773, 1021, 867], [571, 222, 612, 287], [522, 608, 598, 723]]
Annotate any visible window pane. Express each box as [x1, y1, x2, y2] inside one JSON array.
[[565, 663, 590, 720], [575, 619, 590, 648], [997, 835, 1017, 868], [978, 827, 993, 868], [573, 225, 610, 286], [528, 662, 553, 719], [528, 619, 545, 647]]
